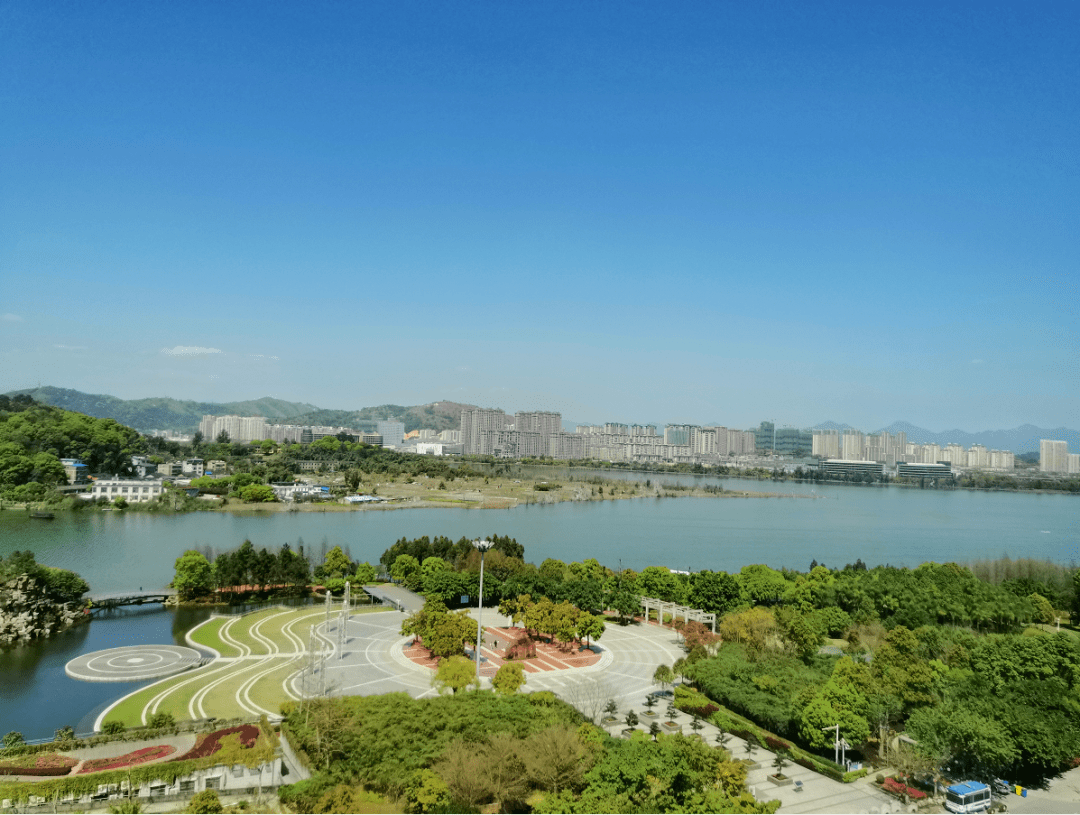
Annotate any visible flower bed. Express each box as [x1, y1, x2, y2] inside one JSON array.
[[0, 753, 78, 776], [77, 745, 176, 774], [765, 735, 792, 752], [882, 777, 927, 800], [175, 725, 260, 762]]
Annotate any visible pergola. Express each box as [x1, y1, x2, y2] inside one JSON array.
[[639, 597, 716, 633]]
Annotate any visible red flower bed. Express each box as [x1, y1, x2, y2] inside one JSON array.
[[883, 777, 927, 800], [765, 736, 792, 752], [175, 725, 260, 762], [684, 703, 720, 719], [78, 745, 176, 774], [0, 753, 78, 776]]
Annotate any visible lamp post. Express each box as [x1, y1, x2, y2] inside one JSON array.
[[473, 538, 494, 687]]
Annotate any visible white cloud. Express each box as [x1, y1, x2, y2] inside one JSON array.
[[251, 354, 280, 361], [2, 313, 23, 322], [54, 344, 87, 350], [161, 345, 223, 357]]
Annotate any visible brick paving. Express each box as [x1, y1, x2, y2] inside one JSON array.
[[403, 625, 602, 676]]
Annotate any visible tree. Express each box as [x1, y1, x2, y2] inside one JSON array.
[[216, 430, 230, 445], [625, 710, 639, 728], [343, 468, 362, 493], [185, 789, 222, 814], [649, 721, 661, 740], [577, 612, 606, 648], [690, 570, 742, 616], [239, 483, 275, 502], [772, 751, 789, 778], [320, 546, 353, 580], [433, 655, 478, 695], [352, 562, 377, 585], [653, 664, 675, 695], [391, 554, 421, 586], [2, 731, 24, 749], [492, 661, 527, 695], [173, 550, 213, 600]]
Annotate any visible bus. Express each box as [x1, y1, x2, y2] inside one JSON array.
[[945, 781, 992, 814]]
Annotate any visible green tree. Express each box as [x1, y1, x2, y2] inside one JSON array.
[[404, 768, 450, 813], [352, 562, 377, 585], [239, 483, 275, 502], [690, 570, 742, 616], [391, 554, 421, 585], [433, 655, 478, 695], [173, 550, 213, 600], [321, 546, 353, 580], [185, 789, 222, 814], [577, 612, 606, 647], [2, 731, 24, 749], [492, 661, 527, 695]]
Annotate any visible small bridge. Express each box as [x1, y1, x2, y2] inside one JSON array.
[[86, 590, 177, 612]]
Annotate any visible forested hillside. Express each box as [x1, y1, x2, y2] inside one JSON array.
[[5, 387, 316, 433], [283, 400, 476, 434], [0, 395, 146, 501]]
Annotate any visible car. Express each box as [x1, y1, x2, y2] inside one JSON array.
[[992, 779, 1012, 796], [648, 689, 673, 699]]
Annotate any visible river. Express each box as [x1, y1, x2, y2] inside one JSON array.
[[1, 473, 1075, 740]]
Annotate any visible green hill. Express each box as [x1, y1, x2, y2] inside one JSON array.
[[5, 388, 475, 435], [286, 400, 476, 434], [5, 387, 317, 434]]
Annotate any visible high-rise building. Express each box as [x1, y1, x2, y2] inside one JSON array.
[[460, 408, 510, 455], [1040, 440, 1069, 473], [376, 420, 405, 447]]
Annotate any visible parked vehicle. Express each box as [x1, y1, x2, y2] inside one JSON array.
[[946, 781, 992, 814]]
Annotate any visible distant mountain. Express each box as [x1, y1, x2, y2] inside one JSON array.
[[5, 387, 476, 436], [284, 401, 478, 434], [813, 420, 856, 432], [873, 421, 1078, 455], [5, 387, 317, 434]]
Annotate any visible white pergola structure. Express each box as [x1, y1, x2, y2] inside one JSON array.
[[640, 597, 716, 633]]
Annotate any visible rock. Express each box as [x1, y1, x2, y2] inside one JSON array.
[[0, 574, 88, 646]]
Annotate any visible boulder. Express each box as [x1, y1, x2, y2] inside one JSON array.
[[0, 574, 87, 646]]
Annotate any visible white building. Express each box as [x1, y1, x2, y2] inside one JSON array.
[[1040, 439, 1069, 473], [376, 420, 405, 447], [84, 478, 165, 503]]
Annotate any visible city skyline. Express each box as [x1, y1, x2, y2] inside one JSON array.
[[2, 2, 1077, 431]]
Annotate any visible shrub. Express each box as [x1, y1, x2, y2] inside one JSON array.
[[843, 768, 869, 783], [765, 735, 792, 752], [102, 721, 126, 736]]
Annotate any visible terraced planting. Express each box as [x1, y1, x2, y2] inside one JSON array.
[[99, 604, 381, 729]]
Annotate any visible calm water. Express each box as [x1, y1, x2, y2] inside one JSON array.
[[1, 475, 1076, 740]]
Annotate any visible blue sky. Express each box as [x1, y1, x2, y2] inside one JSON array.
[[2, 0, 1077, 432]]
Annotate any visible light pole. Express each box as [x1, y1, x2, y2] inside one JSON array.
[[473, 538, 494, 688]]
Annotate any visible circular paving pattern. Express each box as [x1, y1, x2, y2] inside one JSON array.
[[66, 645, 206, 683]]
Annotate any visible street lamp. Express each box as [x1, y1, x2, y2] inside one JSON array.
[[473, 538, 495, 687]]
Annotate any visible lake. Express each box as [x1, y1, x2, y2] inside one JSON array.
[[1, 474, 1076, 740]]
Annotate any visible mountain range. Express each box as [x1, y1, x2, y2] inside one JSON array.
[[4, 387, 1075, 454]]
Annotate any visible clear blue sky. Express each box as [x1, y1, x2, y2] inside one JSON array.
[[2, 1, 1077, 432]]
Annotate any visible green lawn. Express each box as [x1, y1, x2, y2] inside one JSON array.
[[187, 616, 241, 657], [99, 604, 394, 727]]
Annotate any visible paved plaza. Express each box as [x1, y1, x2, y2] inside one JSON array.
[[288, 607, 900, 813], [66, 645, 205, 683]]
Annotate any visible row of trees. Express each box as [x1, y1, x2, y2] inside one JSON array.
[[171, 541, 379, 599]]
